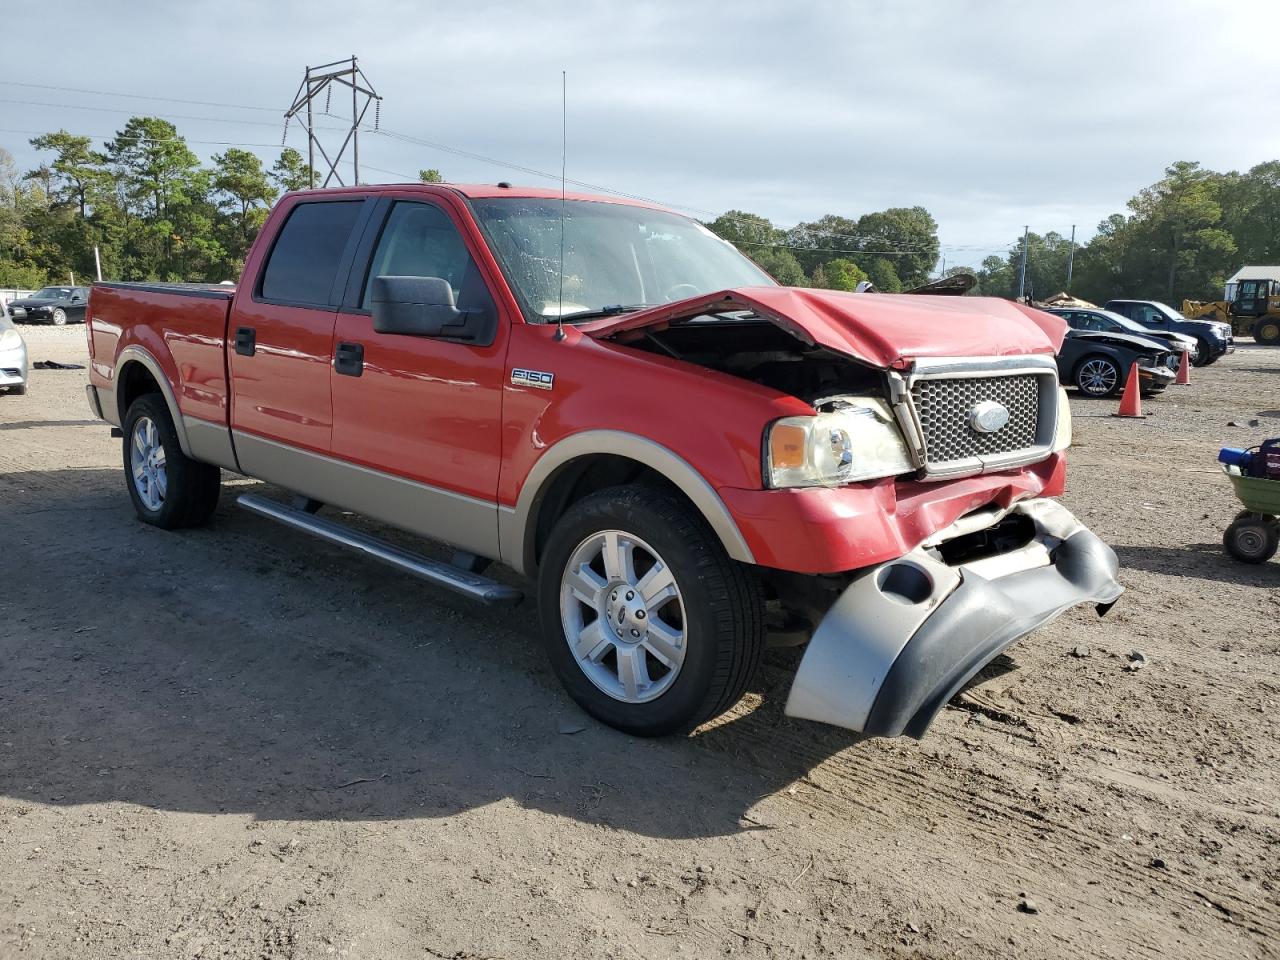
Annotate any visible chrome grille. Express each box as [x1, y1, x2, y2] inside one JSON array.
[[911, 374, 1041, 467]]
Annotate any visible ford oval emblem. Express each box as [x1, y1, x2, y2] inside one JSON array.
[[968, 400, 1010, 433]]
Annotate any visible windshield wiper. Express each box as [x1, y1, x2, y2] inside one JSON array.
[[557, 304, 647, 323]]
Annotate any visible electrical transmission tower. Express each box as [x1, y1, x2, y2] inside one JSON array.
[[283, 56, 381, 188]]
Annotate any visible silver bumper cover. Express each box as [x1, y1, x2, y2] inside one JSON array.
[[783, 499, 1122, 738]]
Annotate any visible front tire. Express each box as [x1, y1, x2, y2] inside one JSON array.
[[1074, 355, 1121, 397], [537, 485, 764, 737], [1223, 516, 1279, 564], [1191, 338, 1212, 366], [122, 394, 221, 529], [51, 308, 67, 326]]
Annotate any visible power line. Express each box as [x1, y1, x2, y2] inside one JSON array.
[[0, 79, 280, 112], [1, 78, 945, 250], [1, 81, 1008, 256]]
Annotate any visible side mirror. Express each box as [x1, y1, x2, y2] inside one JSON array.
[[370, 275, 479, 341]]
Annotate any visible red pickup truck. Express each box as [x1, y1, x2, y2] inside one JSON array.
[[85, 183, 1122, 738]]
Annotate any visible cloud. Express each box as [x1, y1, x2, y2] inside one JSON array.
[[4, 0, 1277, 265]]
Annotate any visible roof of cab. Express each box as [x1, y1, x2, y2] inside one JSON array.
[[282, 182, 668, 211]]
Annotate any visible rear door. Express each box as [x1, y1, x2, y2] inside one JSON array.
[[229, 196, 370, 465]]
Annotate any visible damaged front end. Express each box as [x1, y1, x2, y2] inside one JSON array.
[[588, 288, 1122, 738], [783, 498, 1122, 737]]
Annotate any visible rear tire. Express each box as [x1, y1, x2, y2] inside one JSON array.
[[537, 485, 765, 737], [1223, 516, 1279, 564], [122, 394, 221, 529], [1254, 317, 1280, 346]]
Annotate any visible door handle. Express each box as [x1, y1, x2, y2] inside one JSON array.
[[335, 341, 364, 377], [234, 327, 256, 356]]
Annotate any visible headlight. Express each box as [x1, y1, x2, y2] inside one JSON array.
[[765, 398, 913, 488], [0, 328, 20, 349], [1052, 387, 1072, 452]]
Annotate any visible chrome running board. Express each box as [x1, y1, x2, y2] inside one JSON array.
[[236, 494, 522, 606]]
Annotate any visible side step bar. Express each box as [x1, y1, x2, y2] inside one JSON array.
[[236, 494, 522, 606]]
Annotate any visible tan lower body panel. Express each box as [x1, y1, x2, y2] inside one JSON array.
[[231, 431, 501, 559]]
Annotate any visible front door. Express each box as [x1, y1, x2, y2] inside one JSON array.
[[328, 197, 510, 556]]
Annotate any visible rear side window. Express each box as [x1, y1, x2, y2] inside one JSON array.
[[260, 201, 363, 305]]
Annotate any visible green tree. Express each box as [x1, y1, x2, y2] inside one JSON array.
[[270, 147, 317, 192], [28, 131, 111, 219], [853, 207, 939, 287], [784, 214, 861, 276], [814, 258, 868, 292], [749, 247, 806, 285], [1125, 161, 1235, 301], [865, 258, 902, 292], [212, 148, 277, 271], [104, 117, 207, 279], [418, 168, 445, 183]]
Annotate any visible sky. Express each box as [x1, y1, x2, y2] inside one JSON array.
[[3, 0, 1278, 269]]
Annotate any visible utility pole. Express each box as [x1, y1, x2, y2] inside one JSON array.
[[283, 57, 381, 188], [1016, 225, 1029, 301], [1066, 224, 1076, 290]]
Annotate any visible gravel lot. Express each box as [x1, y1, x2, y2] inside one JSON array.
[[1, 323, 1278, 960]]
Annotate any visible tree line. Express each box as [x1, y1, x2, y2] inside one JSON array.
[[2, 115, 1275, 308], [962, 160, 1280, 304]]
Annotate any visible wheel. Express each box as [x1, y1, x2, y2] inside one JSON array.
[[51, 308, 67, 326], [1190, 338, 1212, 366], [1223, 515, 1279, 564], [1074, 355, 1121, 397], [122, 394, 221, 529], [537, 485, 765, 737], [7, 383, 26, 396], [1254, 317, 1280, 345]]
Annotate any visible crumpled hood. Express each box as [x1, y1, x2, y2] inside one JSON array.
[[1068, 329, 1168, 353], [579, 286, 1065, 368]]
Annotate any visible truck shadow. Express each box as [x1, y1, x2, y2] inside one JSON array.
[[1113, 542, 1280, 587], [0, 467, 873, 840]]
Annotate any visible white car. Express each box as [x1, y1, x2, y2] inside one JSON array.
[[0, 314, 30, 395]]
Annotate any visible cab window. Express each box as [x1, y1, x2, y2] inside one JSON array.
[[360, 201, 495, 320]]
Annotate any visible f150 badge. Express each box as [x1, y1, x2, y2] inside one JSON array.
[[511, 368, 555, 390]]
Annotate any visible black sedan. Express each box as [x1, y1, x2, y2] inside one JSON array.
[[1055, 324, 1178, 398], [5, 286, 90, 325]]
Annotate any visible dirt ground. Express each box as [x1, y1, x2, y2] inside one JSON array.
[[0, 323, 1277, 960]]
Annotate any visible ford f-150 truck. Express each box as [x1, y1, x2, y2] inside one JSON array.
[[85, 183, 1122, 738]]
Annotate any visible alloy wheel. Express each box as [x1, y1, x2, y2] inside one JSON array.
[[1079, 358, 1118, 396], [559, 529, 687, 703], [130, 415, 167, 511]]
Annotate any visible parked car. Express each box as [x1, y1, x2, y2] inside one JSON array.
[[1053, 321, 1177, 398], [0, 314, 29, 395], [6, 286, 90, 325], [1046, 307, 1198, 356], [1102, 299, 1233, 366], [84, 183, 1122, 740]]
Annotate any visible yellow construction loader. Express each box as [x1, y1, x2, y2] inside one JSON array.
[[1184, 275, 1280, 344]]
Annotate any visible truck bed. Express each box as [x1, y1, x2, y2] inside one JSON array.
[[93, 281, 236, 301], [87, 281, 236, 431]]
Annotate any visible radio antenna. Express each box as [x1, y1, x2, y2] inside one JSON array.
[[554, 69, 567, 342]]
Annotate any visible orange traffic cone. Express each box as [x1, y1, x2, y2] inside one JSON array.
[[1112, 362, 1145, 418], [1175, 348, 1191, 385]]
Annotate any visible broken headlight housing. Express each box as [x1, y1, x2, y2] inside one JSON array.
[[766, 397, 914, 488]]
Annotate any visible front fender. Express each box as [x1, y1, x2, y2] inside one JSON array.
[[498, 430, 756, 575]]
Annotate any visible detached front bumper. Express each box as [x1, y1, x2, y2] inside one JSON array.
[[784, 498, 1122, 738]]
